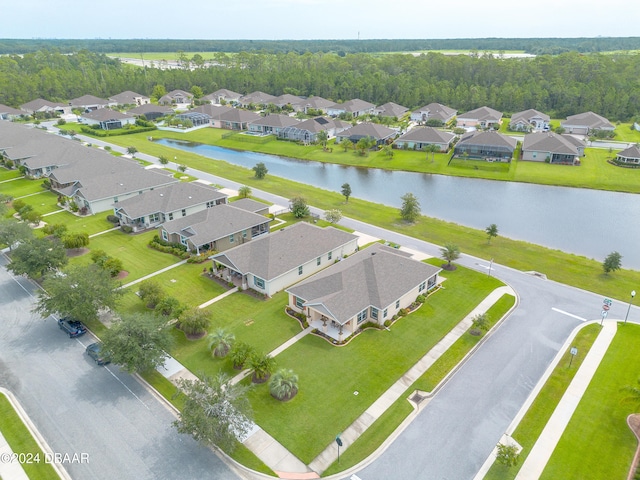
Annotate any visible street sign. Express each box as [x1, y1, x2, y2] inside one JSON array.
[[603, 298, 613, 307], [570, 347, 578, 356], [601, 310, 608, 318], [335, 435, 343, 447], [603, 304, 610, 311]]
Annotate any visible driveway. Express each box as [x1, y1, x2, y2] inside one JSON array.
[[0, 255, 245, 480]]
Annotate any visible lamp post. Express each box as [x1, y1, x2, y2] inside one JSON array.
[[624, 290, 636, 324]]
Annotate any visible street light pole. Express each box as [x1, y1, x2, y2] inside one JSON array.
[[624, 290, 636, 324]]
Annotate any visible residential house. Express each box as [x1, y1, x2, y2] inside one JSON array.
[[375, 102, 409, 118], [127, 103, 174, 121], [286, 243, 441, 340], [615, 145, 640, 165], [456, 106, 503, 129], [394, 127, 456, 151], [68, 94, 111, 111], [521, 132, 583, 164], [48, 154, 178, 214], [410, 103, 457, 125], [211, 222, 359, 296], [277, 116, 350, 143], [202, 89, 243, 105], [561, 111, 615, 135], [509, 109, 550, 132], [0, 121, 83, 177], [335, 123, 397, 146], [292, 96, 334, 114], [114, 182, 228, 232], [189, 104, 232, 127], [159, 90, 194, 106], [248, 114, 300, 135], [326, 99, 376, 118], [0, 103, 24, 121], [79, 109, 136, 130], [238, 91, 276, 108], [20, 98, 72, 116], [217, 108, 261, 130], [454, 131, 518, 161], [229, 198, 270, 216], [175, 111, 211, 127], [272, 94, 303, 109], [159, 204, 271, 254], [109, 91, 150, 106]]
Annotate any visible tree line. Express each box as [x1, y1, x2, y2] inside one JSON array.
[[1, 48, 639, 121], [1, 37, 640, 55]]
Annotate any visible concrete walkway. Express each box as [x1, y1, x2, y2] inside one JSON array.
[[198, 287, 239, 309], [514, 320, 617, 480], [308, 285, 515, 474], [119, 259, 188, 289]]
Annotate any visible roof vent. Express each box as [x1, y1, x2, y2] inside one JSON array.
[[371, 252, 376, 255], [159, 193, 163, 196]]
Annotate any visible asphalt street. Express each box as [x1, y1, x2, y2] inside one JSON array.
[[16, 130, 638, 479], [0, 256, 245, 480]]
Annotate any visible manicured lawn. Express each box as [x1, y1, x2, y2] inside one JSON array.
[[248, 263, 504, 464], [101, 130, 640, 302], [0, 392, 60, 480], [484, 323, 600, 480], [540, 324, 640, 480], [36, 209, 114, 235], [322, 293, 516, 476], [448, 157, 512, 174], [0, 169, 22, 181], [3, 177, 47, 198], [22, 191, 62, 215], [170, 291, 301, 380], [70, 230, 181, 282], [614, 123, 640, 143]]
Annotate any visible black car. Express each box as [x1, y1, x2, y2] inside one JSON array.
[[86, 342, 111, 365], [57, 317, 87, 338]]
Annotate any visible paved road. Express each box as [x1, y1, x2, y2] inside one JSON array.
[[0, 256, 245, 480], [35, 130, 639, 478]]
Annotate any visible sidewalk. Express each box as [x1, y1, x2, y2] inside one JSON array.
[[514, 320, 617, 480]]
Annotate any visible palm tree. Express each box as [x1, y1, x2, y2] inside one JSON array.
[[427, 144, 439, 163], [126, 146, 138, 157], [249, 352, 276, 383], [269, 369, 299, 401], [238, 185, 252, 198], [621, 378, 640, 405], [230, 342, 255, 370], [207, 328, 235, 358], [440, 243, 460, 270], [340, 139, 353, 152], [317, 130, 328, 150]]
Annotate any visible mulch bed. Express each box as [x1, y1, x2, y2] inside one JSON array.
[[626, 414, 640, 480], [66, 247, 90, 258], [115, 270, 129, 280]]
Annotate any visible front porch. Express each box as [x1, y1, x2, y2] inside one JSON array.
[[308, 316, 355, 342]]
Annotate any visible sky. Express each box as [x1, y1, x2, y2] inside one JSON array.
[[2, 0, 638, 40]]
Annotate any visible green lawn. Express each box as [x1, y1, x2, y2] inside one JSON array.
[[247, 262, 504, 464], [0, 392, 60, 480], [484, 323, 601, 480], [22, 191, 62, 215], [0, 169, 22, 181], [69, 230, 180, 282], [614, 123, 640, 143], [2, 177, 47, 198], [540, 324, 640, 480], [34, 209, 114, 236]]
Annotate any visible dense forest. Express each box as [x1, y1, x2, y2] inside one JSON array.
[[1, 37, 640, 55], [1, 49, 639, 121]]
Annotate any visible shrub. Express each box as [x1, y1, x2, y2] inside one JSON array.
[[121, 225, 133, 234], [230, 342, 255, 369], [106, 215, 120, 224], [11, 198, 26, 211], [102, 257, 123, 277], [156, 296, 186, 319], [138, 280, 164, 309], [178, 308, 211, 336], [41, 179, 51, 190], [42, 223, 67, 238], [384, 319, 392, 327], [416, 294, 426, 303], [69, 202, 79, 212]]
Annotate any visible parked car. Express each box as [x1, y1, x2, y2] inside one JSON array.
[[86, 342, 110, 365], [57, 317, 87, 338]]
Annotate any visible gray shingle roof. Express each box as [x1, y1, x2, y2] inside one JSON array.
[[109, 91, 149, 105], [239, 91, 276, 105], [561, 111, 615, 130], [114, 182, 226, 219], [69, 95, 109, 107], [617, 145, 640, 159], [412, 103, 457, 122], [273, 94, 303, 107], [287, 243, 441, 324], [229, 198, 270, 213], [162, 204, 269, 246], [376, 102, 409, 118], [396, 127, 456, 144], [127, 104, 174, 116], [190, 104, 233, 118], [337, 123, 397, 140], [329, 98, 376, 113], [457, 106, 503, 122], [211, 222, 358, 281], [218, 108, 261, 123], [522, 132, 580, 155], [249, 114, 299, 128], [0, 103, 24, 116], [80, 109, 135, 122], [19, 98, 66, 112], [510, 109, 550, 124], [294, 96, 334, 110], [458, 131, 518, 149]]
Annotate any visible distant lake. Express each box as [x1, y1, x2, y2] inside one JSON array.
[[157, 138, 640, 270]]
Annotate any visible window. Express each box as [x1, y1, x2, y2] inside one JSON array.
[[328, 251, 332, 261], [295, 296, 304, 308], [357, 308, 368, 324], [206, 201, 215, 208], [242, 230, 247, 238], [298, 266, 303, 275], [419, 281, 426, 293], [371, 307, 378, 320], [383, 308, 388, 318], [229, 234, 234, 243], [254, 276, 265, 289], [149, 213, 160, 223], [395, 300, 400, 309], [317, 257, 321, 266], [113, 197, 119, 203], [168, 213, 173, 221], [161, 230, 168, 241], [180, 235, 187, 246], [181, 209, 186, 217]]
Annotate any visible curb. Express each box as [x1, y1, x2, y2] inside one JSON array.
[[0, 387, 72, 480]]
